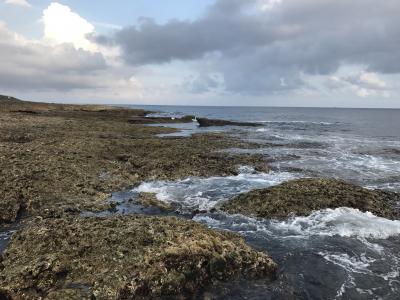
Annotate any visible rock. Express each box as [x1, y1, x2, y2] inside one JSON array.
[[0, 98, 267, 224], [197, 118, 262, 127], [221, 178, 400, 219], [0, 198, 24, 224], [128, 115, 195, 124], [136, 192, 175, 212], [0, 216, 277, 299]]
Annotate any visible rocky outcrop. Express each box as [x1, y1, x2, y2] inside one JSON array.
[[0, 216, 277, 299], [197, 118, 262, 127], [128, 115, 195, 124], [0, 98, 268, 224], [221, 178, 400, 219]]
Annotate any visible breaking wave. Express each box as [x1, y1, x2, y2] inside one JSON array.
[[134, 169, 301, 213]]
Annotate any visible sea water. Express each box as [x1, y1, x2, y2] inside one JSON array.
[[123, 105, 400, 299]]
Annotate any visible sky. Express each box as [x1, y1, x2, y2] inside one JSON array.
[[0, 0, 400, 108]]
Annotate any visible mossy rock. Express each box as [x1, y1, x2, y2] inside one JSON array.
[[136, 192, 175, 212], [0, 215, 277, 299], [221, 178, 400, 219], [0, 98, 268, 224]]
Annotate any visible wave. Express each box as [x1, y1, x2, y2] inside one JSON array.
[[133, 169, 302, 213], [254, 120, 336, 125], [194, 208, 400, 241], [269, 208, 400, 240]]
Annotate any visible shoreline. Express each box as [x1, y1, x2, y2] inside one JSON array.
[[0, 96, 270, 225], [1, 96, 399, 299], [0, 96, 277, 298]]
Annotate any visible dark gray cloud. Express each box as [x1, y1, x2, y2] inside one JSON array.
[[103, 0, 400, 94]]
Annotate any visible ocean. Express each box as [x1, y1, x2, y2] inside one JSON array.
[[124, 105, 400, 299]]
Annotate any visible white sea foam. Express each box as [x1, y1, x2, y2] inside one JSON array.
[[256, 128, 266, 132], [194, 208, 400, 242], [255, 120, 335, 125], [319, 250, 400, 296], [270, 208, 400, 240], [133, 170, 301, 212], [194, 209, 400, 296], [319, 252, 376, 299], [319, 252, 375, 274]]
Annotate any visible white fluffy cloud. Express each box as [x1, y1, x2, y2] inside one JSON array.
[[0, 3, 144, 102], [4, 0, 30, 8], [0, 21, 107, 90], [42, 2, 97, 52]]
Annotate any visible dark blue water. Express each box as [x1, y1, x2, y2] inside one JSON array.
[[130, 105, 400, 140], [129, 105, 400, 191]]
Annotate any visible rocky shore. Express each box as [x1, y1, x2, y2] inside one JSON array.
[[0, 96, 268, 224], [0, 216, 276, 299], [0, 96, 275, 299], [2, 96, 399, 299]]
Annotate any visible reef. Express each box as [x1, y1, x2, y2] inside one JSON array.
[[0, 96, 268, 224], [0, 96, 276, 299], [0, 216, 277, 299]]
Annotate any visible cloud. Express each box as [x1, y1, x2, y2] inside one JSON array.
[[357, 73, 388, 90], [4, 0, 30, 8], [0, 22, 107, 90], [42, 2, 97, 52], [100, 0, 400, 95], [0, 5, 141, 100], [93, 22, 123, 31], [329, 71, 391, 98], [184, 73, 223, 94]]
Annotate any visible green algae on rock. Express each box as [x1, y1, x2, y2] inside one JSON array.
[[0, 216, 277, 299], [221, 178, 400, 219]]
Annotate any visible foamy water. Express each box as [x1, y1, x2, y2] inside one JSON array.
[[134, 168, 301, 213], [117, 166, 400, 299], [193, 209, 400, 299], [121, 105, 400, 299]]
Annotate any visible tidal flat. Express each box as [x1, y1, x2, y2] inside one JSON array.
[[0, 96, 275, 299]]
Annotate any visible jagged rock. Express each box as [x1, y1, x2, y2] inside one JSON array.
[[221, 178, 400, 219]]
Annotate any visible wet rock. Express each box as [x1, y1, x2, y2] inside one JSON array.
[[0, 216, 277, 299], [197, 118, 262, 127], [0, 198, 24, 224], [128, 115, 195, 124], [221, 178, 400, 219], [136, 192, 175, 212]]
